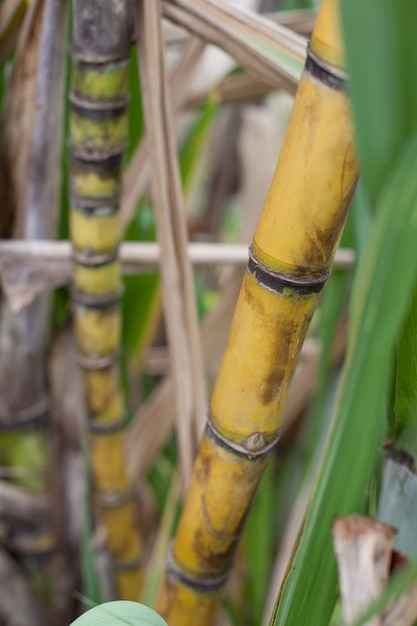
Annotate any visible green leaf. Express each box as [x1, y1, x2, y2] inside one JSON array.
[[80, 446, 103, 605], [393, 284, 417, 458], [270, 131, 417, 626], [127, 45, 144, 162], [69, 601, 167, 626], [339, 0, 417, 207], [243, 461, 278, 626], [179, 95, 219, 201], [141, 472, 181, 608], [122, 205, 160, 364]]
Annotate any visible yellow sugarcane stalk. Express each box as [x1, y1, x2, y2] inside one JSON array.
[[156, 0, 358, 623], [69, 0, 143, 600]]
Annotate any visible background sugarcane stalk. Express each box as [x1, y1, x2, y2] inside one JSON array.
[[69, 0, 143, 600], [156, 0, 358, 623], [0, 0, 66, 587]]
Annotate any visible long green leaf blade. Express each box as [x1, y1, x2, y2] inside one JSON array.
[[270, 131, 417, 626], [339, 0, 417, 207]]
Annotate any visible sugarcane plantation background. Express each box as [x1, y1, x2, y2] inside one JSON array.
[[1, 1, 417, 626]]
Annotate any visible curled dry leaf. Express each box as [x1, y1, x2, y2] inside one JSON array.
[[332, 515, 397, 626]]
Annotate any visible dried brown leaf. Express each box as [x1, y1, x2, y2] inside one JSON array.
[[333, 515, 397, 626], [0, 240, 355, 311], [137, 0, 206, 484], [162, 0, 306, 96], [0, 0, 28, 62], [121, 36, 206, 229], [0, 0, 66, 426]]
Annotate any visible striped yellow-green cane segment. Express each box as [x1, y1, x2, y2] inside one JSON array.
[[69, 0, 143, 600], [156, 0, 359, 623]]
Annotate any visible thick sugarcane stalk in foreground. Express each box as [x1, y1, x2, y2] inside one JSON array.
[[69, 0, 142, 600], [156, 1, 358, 623]]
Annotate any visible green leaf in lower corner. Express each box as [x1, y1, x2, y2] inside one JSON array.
[[69, 601, 167, 626], [270, 132, 417, 626]]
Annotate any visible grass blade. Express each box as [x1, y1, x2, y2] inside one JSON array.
[[270, 130, 417, 626], [339, 0, 417, 207]]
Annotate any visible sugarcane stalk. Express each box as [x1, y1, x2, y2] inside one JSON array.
[[69, 0, 143, 600], [0, 0, 66, 573], [156, 0, 358, 623]]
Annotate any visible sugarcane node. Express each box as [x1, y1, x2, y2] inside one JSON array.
[[71, 151, 124, 170], [69, 144, 128, 163], [70, 199, 120, 215], [73, 300, 119, 318], [71, 247, 119, 268], [70, 155, 123, 202], [95, 486, 134, 509], [70, 45, 130, 66], [72, 286, 123, 308], [71, 56, 130, 71], [69, 92, 130, 115], [87, 414, 128, 436], [305, 47, 347, 90], [167, 548, 229, 593], [71, 153, 123, 176], [206, 417, 281, 459], [248, 248, 329, 296], [76, 349, 121, 371], [0, 398, 49, 431]]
